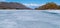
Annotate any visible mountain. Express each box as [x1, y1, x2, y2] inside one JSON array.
[[35, 2, 60, 10], [0, 2, 31, 9], [58, 6, 60, 9]]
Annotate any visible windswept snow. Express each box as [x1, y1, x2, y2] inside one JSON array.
[[0, 10, 60, 28]]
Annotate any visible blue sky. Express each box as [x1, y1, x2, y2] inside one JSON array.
[[0, 0, 60, 9]]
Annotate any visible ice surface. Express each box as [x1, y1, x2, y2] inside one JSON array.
[[0, 10, 60, 28]]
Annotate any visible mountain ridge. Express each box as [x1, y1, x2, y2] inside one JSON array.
[[35, 2, 60, 10], [0, 2, 31, 10]]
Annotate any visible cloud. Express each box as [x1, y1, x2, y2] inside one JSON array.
[[23, 3, 44, 8], [24, 3, 40, 7], [23, 3, 44, 7]]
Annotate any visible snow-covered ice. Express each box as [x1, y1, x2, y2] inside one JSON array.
[[0, 10, 60, 28]]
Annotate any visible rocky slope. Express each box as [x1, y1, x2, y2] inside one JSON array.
[[35, 2, 60, 10], [0, 2, 31, 9]]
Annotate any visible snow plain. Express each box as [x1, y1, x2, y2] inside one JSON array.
[[0, 10, 60, 28]]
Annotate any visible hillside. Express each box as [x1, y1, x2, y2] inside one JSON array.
[[0, 2, 31, 9], [35, 2, 60, 10]]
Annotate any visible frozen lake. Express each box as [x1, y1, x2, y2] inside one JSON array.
[[0, 10, 60, 28]]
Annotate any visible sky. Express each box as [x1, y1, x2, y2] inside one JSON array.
[[0, 0, 60, 9]]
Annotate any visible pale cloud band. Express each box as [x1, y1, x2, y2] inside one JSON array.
[[23, 3, 44, 7], [24, 3, 40, 6]]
